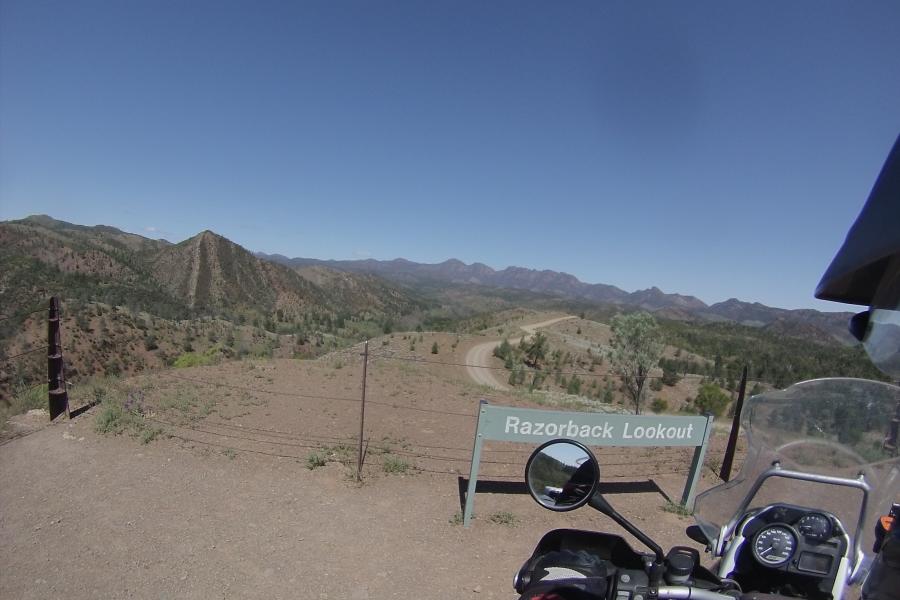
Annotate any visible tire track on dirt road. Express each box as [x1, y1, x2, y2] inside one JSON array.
[[464, 315, 577, 391]]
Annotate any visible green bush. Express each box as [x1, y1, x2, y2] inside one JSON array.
[[693, 384, 730, 417], [173, 346, 221, 368], [650, 397, 669, 413]]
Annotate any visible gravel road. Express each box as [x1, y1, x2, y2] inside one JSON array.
[[464, 316, 576, 391]]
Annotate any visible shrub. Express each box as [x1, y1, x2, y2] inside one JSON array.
[[566, 375, 582, 395], [173, 346, 221, 368], [431, 342, 439, 354], [306, 452, 327, 470], [693, 383, 730, 417], [94, 388, 163, 443], [650, 398, 669, 413], [662, 368, 681, 386]]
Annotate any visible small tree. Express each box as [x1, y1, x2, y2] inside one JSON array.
[[567, 375, 582, 396], [661, 367, 681, 386], [524, 332, 548, 369], [608, 312, 664, 415], [431, 342, 439, 354]]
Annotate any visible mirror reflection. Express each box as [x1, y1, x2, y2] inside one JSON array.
[[526, 441, 598, 510]]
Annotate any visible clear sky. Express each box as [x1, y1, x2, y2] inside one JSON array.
[[2, 1, 899, 311]]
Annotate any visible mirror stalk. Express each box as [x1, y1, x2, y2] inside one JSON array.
[[588, 493, 666, 565]]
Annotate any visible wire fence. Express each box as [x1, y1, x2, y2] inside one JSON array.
[[1, 298, 747, 484], [137, 366, 739, 483], [370, 351, 723, 381]]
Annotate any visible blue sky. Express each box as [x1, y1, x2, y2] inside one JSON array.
[[2, 1, 899, 311]]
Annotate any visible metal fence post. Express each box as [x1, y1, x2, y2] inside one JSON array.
[[681, 413, 714, 510], [356, 340, 369, 481], [719, 365, 748, 481]]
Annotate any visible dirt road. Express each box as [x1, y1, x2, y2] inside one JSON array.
[[464, 316, 576, 391]]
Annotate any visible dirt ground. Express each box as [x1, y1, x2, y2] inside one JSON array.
[[1, 343, 732, 599]]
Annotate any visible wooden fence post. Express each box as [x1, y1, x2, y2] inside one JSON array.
[[47, 297, 70, 420]]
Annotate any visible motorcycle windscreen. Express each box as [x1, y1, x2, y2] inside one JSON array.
[[693, 378, 900, 582]]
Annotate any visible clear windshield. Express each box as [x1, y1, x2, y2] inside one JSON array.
[[694, 378, 900, 581]]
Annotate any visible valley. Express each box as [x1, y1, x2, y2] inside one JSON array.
[[0, 215, 888, 600]]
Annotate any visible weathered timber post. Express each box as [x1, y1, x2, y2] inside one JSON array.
[[47, 297, 70, 420], [719, 365, 748, 481]]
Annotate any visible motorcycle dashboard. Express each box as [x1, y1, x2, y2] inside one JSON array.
[[737, 504, 847, 580]]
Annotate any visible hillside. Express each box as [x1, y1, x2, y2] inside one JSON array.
[[0, 216, 431, 398], [256, 254, 855, 344], [2, 215, 881, 409]]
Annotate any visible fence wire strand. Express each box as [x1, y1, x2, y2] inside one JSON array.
[[0, 346, 44, 365]]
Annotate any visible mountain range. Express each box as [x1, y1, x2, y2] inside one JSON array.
[[0, 214, 871, 402], [255, 253, 856, 344], [0, 215, 427, 324], [0, 215, 856, 350]]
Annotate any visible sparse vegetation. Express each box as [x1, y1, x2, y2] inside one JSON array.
[[94, 387, 164, 444], [173, 346, 222, 368], [488, 511, 518, 526], [306, 451, 327, 469], [0, 383, 49, 425], [383, 455, 411, 474], [662, 501, 692, 517]]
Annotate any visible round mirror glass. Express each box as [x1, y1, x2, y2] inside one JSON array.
[[525, 439, 599, 511]]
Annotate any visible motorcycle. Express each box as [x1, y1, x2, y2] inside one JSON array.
[[514, 378, 900, 600]]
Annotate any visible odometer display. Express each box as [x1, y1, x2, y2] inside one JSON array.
[[797, 513, 832, 541], [752, 525, 797, 567]]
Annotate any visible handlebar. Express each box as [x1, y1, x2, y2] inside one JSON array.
[[657, 586, 735, 600], [658, 587, 797, 600]]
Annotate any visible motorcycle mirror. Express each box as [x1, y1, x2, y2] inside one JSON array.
[[685, 524, 711, 546], [525, 439, 599, 512]]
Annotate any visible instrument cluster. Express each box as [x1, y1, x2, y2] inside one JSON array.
[[739, 504, 846, 579]]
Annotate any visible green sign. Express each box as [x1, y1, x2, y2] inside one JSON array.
[[463, 402, 714, 526]]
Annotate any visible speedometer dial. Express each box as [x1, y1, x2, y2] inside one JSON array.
[[752, 525, 797, 567]]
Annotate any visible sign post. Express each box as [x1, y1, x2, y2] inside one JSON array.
[[463, 403, 714, 526]]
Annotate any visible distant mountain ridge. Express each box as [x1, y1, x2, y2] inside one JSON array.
[[256, 253, 855, 344], [0, 214, 854, 347]]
